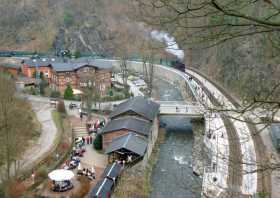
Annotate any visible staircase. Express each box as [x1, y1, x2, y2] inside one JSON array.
[[73, 126, 88, 138]]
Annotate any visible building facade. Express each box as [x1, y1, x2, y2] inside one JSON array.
[[22, 58, 112, 94]]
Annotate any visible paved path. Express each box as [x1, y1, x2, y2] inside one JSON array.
[[19, 101, 58, 171]]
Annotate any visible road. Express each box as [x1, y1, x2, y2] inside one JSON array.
[[17, 100, 58, 173]]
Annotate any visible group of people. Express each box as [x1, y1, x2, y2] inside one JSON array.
[[87, 119, 106, 134], [79, 136, 93, 145], [77, 167, 96, 180]]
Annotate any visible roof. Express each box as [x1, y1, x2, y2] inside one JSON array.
[[101, 162, 122, 179], [89, 178, 113, 198], [23, 58, 113, 72], [270, 123, 280, 139], [110, 96, 160, 121], [16, 77, 40, 85], [23, 58, 57, 67], [101, 117, 152, 137], [105, 133, 148, 156]]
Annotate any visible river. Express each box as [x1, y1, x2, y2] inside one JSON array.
[[150, 80, 202, 198]]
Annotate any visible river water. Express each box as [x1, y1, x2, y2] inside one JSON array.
[[150, 80, 202, 198]]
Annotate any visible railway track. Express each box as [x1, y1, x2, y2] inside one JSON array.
[[186, 67, 271, 197], [189, 73, 243, 197]]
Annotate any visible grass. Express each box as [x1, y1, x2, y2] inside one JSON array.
[[113, 128, 166, 198]]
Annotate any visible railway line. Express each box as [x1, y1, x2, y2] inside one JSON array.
[[186, 72, 243, 197], [186, 67, 270, 197]]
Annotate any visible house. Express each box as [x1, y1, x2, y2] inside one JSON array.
[[21, 58, 112, 94], [21, 58, 55, 82], [101, 117, 152, 150], [102, 96, 159, 164], [105, 132, 148, 163], [0, 63, 20, 77], [109, 96, 160, 122], [51, 59, 112, 94]]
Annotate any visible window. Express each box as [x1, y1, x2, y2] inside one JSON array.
[[44, 71, 49, 78], [84, 67, 89, 72], [66, 77, 71, 82]]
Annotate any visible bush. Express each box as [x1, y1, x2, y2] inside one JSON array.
[[36, 165, 48, 180], [57, 100, 66, 114], [7, 180, 27, 198], [50, 90, 61, 98], [93, 133, 102, 150], [70, 177, 90, 198], [39, 80, 48, 95], [64, 84, 74, 100]]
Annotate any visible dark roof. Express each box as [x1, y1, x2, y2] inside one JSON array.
[[110, 96, 160, 121], [89, 178, 113, 198], [16, 77, 40, 85], [105, 133, 148, 156], [271, 123, 280, 139], [101, 117, 152, 137], [23, 58, 57, 67], [101, 162, 122, 179], [23, 58, 113, 72]]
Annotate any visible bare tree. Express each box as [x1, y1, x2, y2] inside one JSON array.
[[0, 74, 35, 194]]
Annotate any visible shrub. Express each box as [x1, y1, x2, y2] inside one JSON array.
[[64, 84, 74, 100], [93, 133, 102, 150], [36, 165, 48, 180], [39, 80, 48, 95], [50, 90, 61, 98], [7, 180, 27, 198], [70, 177, 90, 198]]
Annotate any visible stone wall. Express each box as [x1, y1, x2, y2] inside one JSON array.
[[142, 117, 159, 167]]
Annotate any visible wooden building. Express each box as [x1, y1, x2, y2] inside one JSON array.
[[101, 117, 152, 150]]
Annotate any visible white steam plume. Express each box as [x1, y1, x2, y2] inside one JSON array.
[[150, 30, 184, 60]]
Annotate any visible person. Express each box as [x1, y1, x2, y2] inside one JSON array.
[[82, 137, 85, 144], [122, 160, 125, 167], [31, 171, 35, 184], [89, 135, 93, 144], [86, 136, 90, 144], [80, 112, 83, 121]]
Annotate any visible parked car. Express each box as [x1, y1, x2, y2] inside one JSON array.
[[69, 103, 78, 109], [50, 98, 59, 106]]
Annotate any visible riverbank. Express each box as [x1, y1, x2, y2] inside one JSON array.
[[113, 128, 166, 198], [191, 118, 206, 176]]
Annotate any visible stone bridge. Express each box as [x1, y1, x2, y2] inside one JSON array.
[[156, 100, 204, 117]]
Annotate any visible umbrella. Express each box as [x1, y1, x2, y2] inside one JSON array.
[[73, 89, 84, 95], [48, 169, 74, 181]]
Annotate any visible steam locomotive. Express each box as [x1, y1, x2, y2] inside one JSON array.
[[171, 60, 186, 72]]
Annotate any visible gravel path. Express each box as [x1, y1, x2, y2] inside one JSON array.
[[19, 101, 58, 171]]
